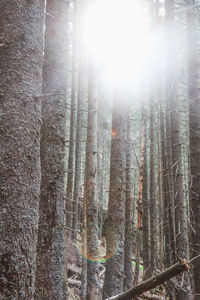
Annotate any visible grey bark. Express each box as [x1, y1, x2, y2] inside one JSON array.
[[142, 104, 150, 280], [103, 88, 127, 298], [124, 109, 134, 290], [187, 0, 200, 298], [66, 0, 78, 230], [86, 69, 100, 299], [149, 101, 157, 275], [165, 0, 176, 268], [165, 0, 192, 298], [0, 0, 45, 298], [35, 0, 68, 299], [72, 58, 84, 241]]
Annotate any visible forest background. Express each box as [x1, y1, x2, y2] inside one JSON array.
[[0, 0, 200, 299]]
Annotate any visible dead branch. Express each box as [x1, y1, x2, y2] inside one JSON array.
[[139, 293, 165, 300], [106, 260, 189, 300]]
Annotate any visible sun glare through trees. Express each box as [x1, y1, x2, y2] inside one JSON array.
[[81, 0, 156, 86]]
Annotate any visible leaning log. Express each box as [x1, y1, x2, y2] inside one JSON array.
[[106, 260, 189, 300]]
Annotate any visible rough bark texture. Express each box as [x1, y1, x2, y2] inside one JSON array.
[[142, 103, 150, 280], [187, 1, 200, 298], [86, 70, 100, 299], [72, 64, 83, 241], [35, 1, 68, 299], [66, 0, 78, 230], [165, 0, 176, 269], [106, 261, 189, 300], [124, 110, 134, 290], [165, 1, 192, 298], [103, 88, 127, 298], [0, 1, 45, 298], [149, 101, 157, 275]]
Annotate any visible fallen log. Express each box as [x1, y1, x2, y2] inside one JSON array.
[[106, 260, 189, 300]]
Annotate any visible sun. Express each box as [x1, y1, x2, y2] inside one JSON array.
[[81, 0, 152, 86]]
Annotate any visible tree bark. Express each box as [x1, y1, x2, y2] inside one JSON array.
[[35, 1, 68, 299], [72, 56, 84, 241], [187, 0, 200, 298], [86, 68, 100, 299], [103, 88, 127, 298], [149, 101, 157, 276], [66, 0, 78, 230], [165, 0, 192, 298], [106, 261, 189, 300], [0, 1, 45, 298], [141, 102, 150, 280], [124, 109, 134, 290]]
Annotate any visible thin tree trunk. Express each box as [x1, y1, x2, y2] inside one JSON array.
[[86, 68, 100, 299], [149, 101, 157, 276], [103, 87, 127, 298], [160, 97, 174, 300], [141, 102, 150, 280], [187, 0, 200, 297], [66, 0, 78, 230], [0, 1, 45, 298], [157, 100, 163, 270], [72, 57, 84, 241], [80, 181, 87, 300], [165, 0, 176, 268], [124, 109, 134, 290], [35, 1, 68, 299]]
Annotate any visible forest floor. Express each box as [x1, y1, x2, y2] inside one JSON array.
[[67, 235, 166, 300]]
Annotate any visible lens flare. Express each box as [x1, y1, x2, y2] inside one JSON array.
[[77, 226, 117, 263]]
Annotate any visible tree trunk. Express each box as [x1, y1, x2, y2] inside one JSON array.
[[165, 0, 192, 298], [66, 0, 78, 230], [0, 1, 45, 298], [124, 109, 134, 290], [149, 101, 157, 276], [86, 68, 100, 299], [187, 0, 200, 297], [103, 88, 127, 298], [141, 102, 150, 280], [72, 57, 84, 241], [35, 1, 68, 299], [165, 0, 176, 268]]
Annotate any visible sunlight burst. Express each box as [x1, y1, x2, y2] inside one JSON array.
[[81, 0, 152, 85]]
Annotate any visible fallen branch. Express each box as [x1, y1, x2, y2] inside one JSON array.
[[68, 264, 81, 276], [139, 293, 165, 300], [106, 260, 189, 300], [68, 278, 81, 287]]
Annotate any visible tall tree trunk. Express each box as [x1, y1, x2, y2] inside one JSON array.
[[124, 108, 134, 290], [187, 0, 200, 297], [165, 0, 192, 298], [72, 58, 84, 241], [103, 88, 127, 298], [0, 1, 45, 298], [66, 0, 78, 230], [149, 101, 157, 276], [160, 98, 174, 300], [86, 68, 100, 299], [157, 104, 163, 270], [165, 0, 176, 267], [142, 102, 150, 280], [35, 1, 68, 299]]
